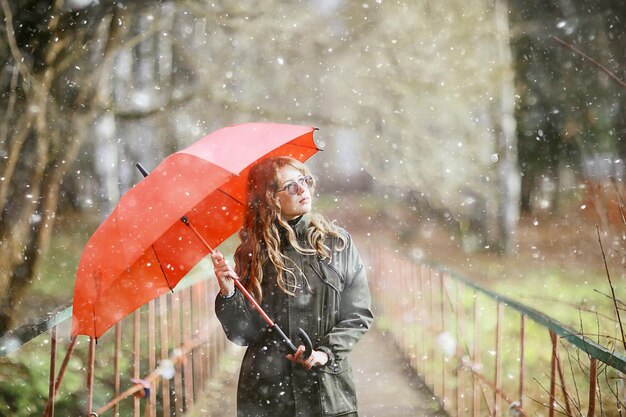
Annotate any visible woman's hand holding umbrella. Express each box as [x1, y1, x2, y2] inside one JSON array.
[[210, 250, 317, 366], [286, 345, 329, 370], [211, 251, 237, 297]]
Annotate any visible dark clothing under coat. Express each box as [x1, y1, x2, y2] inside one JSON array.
[[215, 214, 374, 417]]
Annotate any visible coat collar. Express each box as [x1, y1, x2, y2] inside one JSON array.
[[281, 212, 311, 242], [292, 212, 312, 239]]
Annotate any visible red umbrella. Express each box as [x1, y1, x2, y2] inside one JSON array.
[[71, 122, 320, 343]]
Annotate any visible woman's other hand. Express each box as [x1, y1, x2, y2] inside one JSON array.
[[211, 250, 237, 297], [286, 346, 329, 370]]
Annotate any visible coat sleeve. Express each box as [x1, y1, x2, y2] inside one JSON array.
[[215, 290, 264, 346], [317, 234, 374, 365]]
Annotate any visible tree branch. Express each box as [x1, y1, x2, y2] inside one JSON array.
[[0, 61, 20, 149], [595, 224, 626, 351], [0, 113, 35, 219], [0, 0, 33, 83], [552, 36, 626, 89]]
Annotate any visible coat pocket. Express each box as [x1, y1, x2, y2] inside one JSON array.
[[242, 341, 289, 381], [311, 258, 345, 293], [318, 360, 357, 416]]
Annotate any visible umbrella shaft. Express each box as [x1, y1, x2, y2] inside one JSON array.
[[182, 217, 214, 252], [272, 323, 297, 354], [232, 280, 274, 326], [180, 218, 275, 326]]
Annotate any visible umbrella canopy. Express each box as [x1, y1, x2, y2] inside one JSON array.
[[72, 122, 320, 338]]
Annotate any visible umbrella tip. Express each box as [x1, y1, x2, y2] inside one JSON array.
[[135, 163, 149, 178]]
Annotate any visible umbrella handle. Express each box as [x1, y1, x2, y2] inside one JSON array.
[[271, 324, 314, 359], [297, 327, 314, 358]]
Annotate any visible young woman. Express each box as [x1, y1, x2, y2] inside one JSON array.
[[212, 156, 373, 417]]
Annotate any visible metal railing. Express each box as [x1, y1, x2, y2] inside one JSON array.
[[4, 243, 626, 416], [368, 244, 626, 417], [0, 266, 227, 417]]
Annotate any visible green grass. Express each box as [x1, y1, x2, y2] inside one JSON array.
[[489, 268, 623, 350], [374, 275, 624, 416], [13, 211, 99, 327]]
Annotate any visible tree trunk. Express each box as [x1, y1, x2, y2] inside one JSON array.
[[494, 0, 520, 254], [0, 2, 128, 333]]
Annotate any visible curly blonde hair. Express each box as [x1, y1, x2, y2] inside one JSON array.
[[233, 156, 346, 302]]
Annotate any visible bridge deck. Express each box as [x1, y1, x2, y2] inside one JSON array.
[[187, 329, 446, 417]]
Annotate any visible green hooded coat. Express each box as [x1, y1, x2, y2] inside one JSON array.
[[215, 214, 373, 417]]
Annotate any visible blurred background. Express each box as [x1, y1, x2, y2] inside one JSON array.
[[0, 0, 624, 413]]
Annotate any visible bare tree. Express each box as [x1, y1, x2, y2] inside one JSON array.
[[0, 0, 129, 332], [0, 0, 353, 332], [327, 0, 521, 253], [0, 0, 524, 333]]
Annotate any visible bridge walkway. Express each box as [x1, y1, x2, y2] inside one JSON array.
[[187, 329, 447, 417]]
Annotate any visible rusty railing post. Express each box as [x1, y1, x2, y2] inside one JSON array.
[[199, 281, 210, 392], [428, 268, 438, 395], [133, 310, 141, 417], [159, 296, 171, 415], [519, 314, 526, 408], [587, 357, 597, 417], [43, 336, 77, 417], [148, 300, 156, 417], [86, 337, 96, 416], [114, 323, 122, 417], [495, 302, 503, 417], [456, 280, 465, 416], [416, 260, 424, 377], [441, 271, 447, 407], [556, 341, 573, 416], [46, 326, 58, 417], [549, 330, 558, 417], [183, 287, 194, 410], [472, 291, 480, 417], [171, 292, 184, 415]]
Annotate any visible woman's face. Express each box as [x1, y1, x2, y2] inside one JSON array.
[[275, 165, 313, 220]]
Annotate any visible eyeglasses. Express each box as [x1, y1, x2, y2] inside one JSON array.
[[276, 175, 314, 196]]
